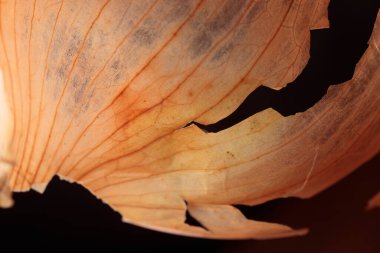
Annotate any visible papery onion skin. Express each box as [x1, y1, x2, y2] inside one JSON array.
[[0, 0, 379, 239]]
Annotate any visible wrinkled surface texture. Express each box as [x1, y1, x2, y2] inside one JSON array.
[[0, 0, 379, 239]]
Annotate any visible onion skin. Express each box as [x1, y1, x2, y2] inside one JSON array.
[[0, 0, 379, 239], [368, 192, 380, 210]]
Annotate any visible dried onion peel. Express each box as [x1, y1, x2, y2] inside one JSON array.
[[0, 0, 379, 239]]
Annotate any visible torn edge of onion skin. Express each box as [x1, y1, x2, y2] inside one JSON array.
[[35, 172, 310, 240], [119, 203, 309, 240], [367, 192, 380, 211]]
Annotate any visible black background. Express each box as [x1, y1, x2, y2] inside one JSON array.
[[1, 0, 379, 252]]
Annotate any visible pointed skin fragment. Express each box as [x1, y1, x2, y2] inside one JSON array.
[[368, 192, 380, 210], [187, 203, 307, 239]]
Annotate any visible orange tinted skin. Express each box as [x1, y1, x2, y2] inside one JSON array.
[[0, 0, 379, 239]]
